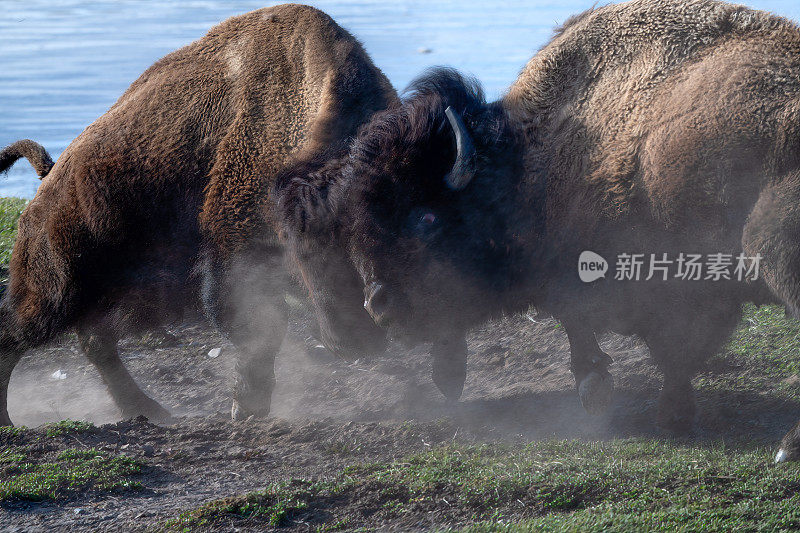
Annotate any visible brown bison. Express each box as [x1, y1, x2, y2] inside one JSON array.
[[0, 4, 397, 427], [277, 0, 800, 461]]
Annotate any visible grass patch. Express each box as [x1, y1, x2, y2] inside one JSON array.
[[697, 304, 800, 403], [0, 425, 26, 442], [0, 197, 27, 270], [43, 420, 95, 438], [0, 446, 142, 501], [164, 481, 313, 530], [164, 440, 800, 531]]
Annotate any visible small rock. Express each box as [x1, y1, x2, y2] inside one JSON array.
[[208, 347, 222, 359], [73, 508, 86, 515], [141, 445, 155, 457], [50, 369, 67, 380]]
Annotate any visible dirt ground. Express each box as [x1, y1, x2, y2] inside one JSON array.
[[1, 303, 797, 531]]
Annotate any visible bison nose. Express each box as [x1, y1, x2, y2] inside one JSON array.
[[364, 282, 391, 323]]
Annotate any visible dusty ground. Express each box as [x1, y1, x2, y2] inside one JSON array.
[[1, 303, 798, 531]]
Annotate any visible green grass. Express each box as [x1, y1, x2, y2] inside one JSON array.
[[43, 420, 95, 438], [697, 304, 800, 403], [163, 440, 800, 532], [163, 481, 313, 530], [0, 197, 27, 270], [161, 302, 800, 531], [0, 425, 26, 441], [0, 446, 142, 501]]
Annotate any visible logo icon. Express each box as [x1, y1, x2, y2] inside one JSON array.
[[579, 251, 608, 283]]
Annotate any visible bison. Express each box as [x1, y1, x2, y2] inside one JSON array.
[[0, 4, 397, 427], [277, 0, 800, 461]]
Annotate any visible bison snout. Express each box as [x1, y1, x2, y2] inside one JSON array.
[[364, 281, 391, 324]]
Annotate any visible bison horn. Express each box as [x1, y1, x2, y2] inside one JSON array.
[[444, 106, 477, 190]]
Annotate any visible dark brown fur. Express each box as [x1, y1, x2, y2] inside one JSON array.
[[278, 0, 800, 460], [0, 4, 397, 426], [0, 140, 54, 178]]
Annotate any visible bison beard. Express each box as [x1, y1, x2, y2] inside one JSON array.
[[277, 0, 800, 461], [0, 4, 397, 427]]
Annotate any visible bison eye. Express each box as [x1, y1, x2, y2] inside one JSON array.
[[420, 213, 437, 225], [407, 208, 441, 237]]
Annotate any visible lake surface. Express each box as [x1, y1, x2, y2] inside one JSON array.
[[2, 0, 799, 198]]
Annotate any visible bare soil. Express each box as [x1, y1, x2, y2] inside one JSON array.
[[1, 305, 797, 531]]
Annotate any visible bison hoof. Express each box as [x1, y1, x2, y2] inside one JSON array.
[[578, 371, 614, 416], [656, 381, 696, 435], [121, 397, 173, 424], [776, 423, 800, 463], [231, 398, 271, 421], [655, 404, 695, 435], [432, 369, 466, 401], [775, 445, 799, 463]]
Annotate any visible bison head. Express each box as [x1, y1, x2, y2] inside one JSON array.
[[278, 69, 535, 344], [276, 149, 388, 361]]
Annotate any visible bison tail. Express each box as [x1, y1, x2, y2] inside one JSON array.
[[0, 140, 54, 179]]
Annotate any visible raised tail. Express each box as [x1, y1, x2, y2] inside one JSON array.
[[0, 139, 54, 179]]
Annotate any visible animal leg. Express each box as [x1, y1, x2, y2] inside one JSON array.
[[203, 248, 287, 420], [431, 335, 468, 401], [646, 334, 697, 434], [776, 420, 800, 463], [743, 174, 800, 461], [78, 327, 172, 422], [644, 299, 740, 434], [0, 350, 23, 426], [0, 279, 75, 426], [562, 317, 614, 415]]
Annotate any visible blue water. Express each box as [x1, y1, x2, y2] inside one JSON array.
[[1, 0, 799, 198]]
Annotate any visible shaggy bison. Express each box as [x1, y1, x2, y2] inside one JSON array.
[[277, 0, 800, 461], [0, 4, 397, 426]]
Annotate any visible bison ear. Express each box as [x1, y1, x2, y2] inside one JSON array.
[[444, 106, 477, 190]]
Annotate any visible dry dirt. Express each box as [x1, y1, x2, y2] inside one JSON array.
[[1, 304, 796, 531]]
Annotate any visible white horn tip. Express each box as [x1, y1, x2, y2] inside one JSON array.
[[775, 448, 789, 463]]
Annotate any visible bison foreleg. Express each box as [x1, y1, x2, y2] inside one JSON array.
[[78, 328, 172, 423], [202, 248, 287, 420], [643, 300, 739, 435], [562, 318, 614, 416], [431, 335, 468, 401], [743, 176, 800, 461]]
